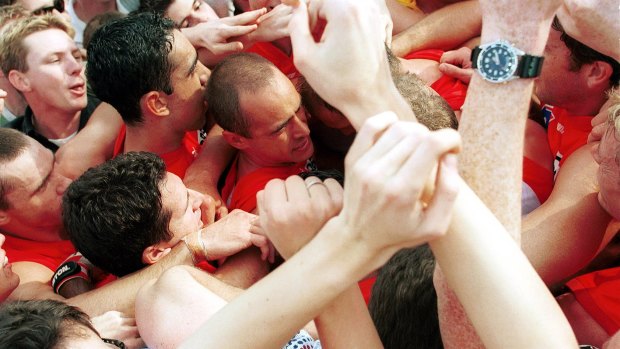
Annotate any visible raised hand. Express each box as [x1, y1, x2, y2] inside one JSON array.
[[256, 175, 343, 259]]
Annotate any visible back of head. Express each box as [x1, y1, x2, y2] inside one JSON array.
[[82, 11, 126, 50], [369, 245, 443, 349], [136, 0, 173, 15], [0, 128, 30, 210], [386, 48, 458, 131], [0, 299, 97, 349], [62, 151, 172, 276], [86, 12, 175, 125], [0, 13, 75, 75], [208, 52, 277, 137]]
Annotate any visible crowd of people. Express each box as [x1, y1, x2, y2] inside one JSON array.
[[0, 0, 618, 348]]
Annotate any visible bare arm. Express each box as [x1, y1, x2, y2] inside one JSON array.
[[391, 1, 481, 57], [430, 179, 578, 349], [184, 124, 235, 214]]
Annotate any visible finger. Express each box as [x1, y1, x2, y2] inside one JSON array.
[[221, 24, 258, 39], [438, 63, 473, 84], [200, 195, 217, 226], [285, 175, 312, 202], [345, 111, 398, 170], [263, 178, 289, 209], [268, 241, 276, 264], [415, 154, 460, 240], [439, 47, 471, 65], [124, 337, 146, 349], [224, 8, 266, 25], [250, 234, 270, 260], [216, 205, 228, 220], [360, 122, 428, 177], [399, 128, 461, 179], [210, 41, 245, 55], [288, 0, 315, 68], [322, 178, 343, 215], [304, 176, 330, 199]]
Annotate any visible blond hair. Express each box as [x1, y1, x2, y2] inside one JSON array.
[[0, 14, 75, 75]]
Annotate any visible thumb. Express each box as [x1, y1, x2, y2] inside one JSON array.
[[438, 63, 472, 84], [286, 0, 314, 68]]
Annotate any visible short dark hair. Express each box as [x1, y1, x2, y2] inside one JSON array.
[[136, 0, 174, 15], [0, 128, 30, 210], [0, 300, 98, 349], [62, 152, 173, 276], [553, 17, 620, 88], [208, 53, 277, 137], [386, 47, 458, 131], [369, 245, 443, 349], [83, 11, 126, 50], [86, 12, 175, 125]]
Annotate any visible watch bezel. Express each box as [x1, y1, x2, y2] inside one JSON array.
[[475, 40, 522, 83]]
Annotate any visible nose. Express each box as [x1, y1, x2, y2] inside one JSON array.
[[67, 56, 83, 75], [291, 115, 310, 138]]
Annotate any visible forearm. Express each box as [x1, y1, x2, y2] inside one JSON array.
[[314, 285, 383, 348], [459, 14, 553, 238], [431, 179, 578, 349], [184, 125, 235, 195], [392, 1, 482, 57], [180, 218, 374, 349], [67, 244, 193, 317]]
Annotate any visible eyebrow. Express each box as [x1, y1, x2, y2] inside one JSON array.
[[187, 53, 198, 77]]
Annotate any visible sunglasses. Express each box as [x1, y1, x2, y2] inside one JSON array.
[[32, 0, 65, 16]]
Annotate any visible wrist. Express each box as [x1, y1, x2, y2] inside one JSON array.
[[182, 229, 208, 265]]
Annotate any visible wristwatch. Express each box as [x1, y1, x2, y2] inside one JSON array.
[[471, 40, 544, 83]]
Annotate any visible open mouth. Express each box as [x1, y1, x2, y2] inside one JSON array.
[[294, 138, 310, 152], [69, 82, 86, 95]]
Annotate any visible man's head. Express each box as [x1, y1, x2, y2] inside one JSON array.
[[369, 245, 442, 349], [592, 90, 620, 220], [63, 152, 206, 276], [0, 300, 113, 349], [0, 14, 86, 115], [0, 128, 71, 235], [536, 17, 620, 110], [209, 53, 314, 167], [139, 0, 218, 28], [86, 12, 209, 130]]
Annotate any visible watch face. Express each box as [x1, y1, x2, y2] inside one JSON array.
[[477, 42, 518, 83]]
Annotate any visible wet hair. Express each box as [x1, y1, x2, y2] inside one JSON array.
[[63, 152, 173, 276], [86, 12, 175, 125]]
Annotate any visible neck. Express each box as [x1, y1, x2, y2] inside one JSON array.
[[236, 152, 296, 179], [1, 222, 66, 242], [124, 124, 187, 155], [28, 102, 81, 139], [561, 93, 608, 116], [73, 0, 117, 23]]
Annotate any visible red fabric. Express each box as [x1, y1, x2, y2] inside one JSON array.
[[221, 157, 308, 212], [113, 125, 201, 178], [246, 42, 299, 80], [522, 157, 554, 204], [567, 266, 620, 335], [359, 276, 376, 305], [3, 235, 75, 273], [544, 105, 593, 172], [403, 49, 468, 111]]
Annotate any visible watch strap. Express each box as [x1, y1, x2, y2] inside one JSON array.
[[515, 54, 544, 78], [471, 46, 482, 69]]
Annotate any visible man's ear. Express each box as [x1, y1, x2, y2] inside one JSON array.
[[0, 211, 10, 226], [142, 244, 172, 265], [584, 61, 614, 90], [141, 91, 170, 118], [7, 70, 31, 93], [222, 130, 250, 150]]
